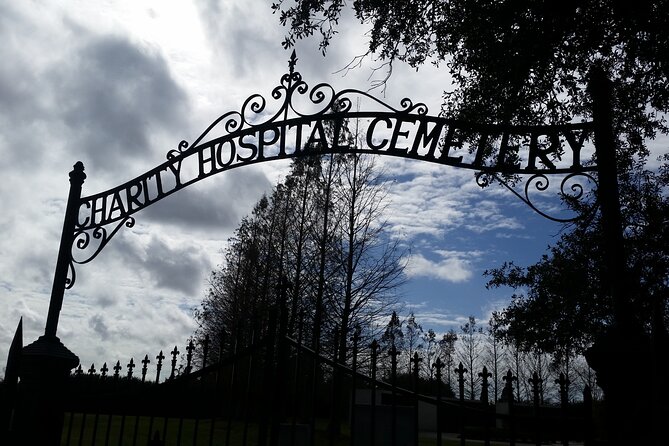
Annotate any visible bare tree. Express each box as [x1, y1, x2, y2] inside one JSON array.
[[329, 152, 406, 364], [421, 328, 439, 380], [506, 339, 530, 402], [527, 350, 552, 404], [457, 316, 483, 400], [439, 329, 458, 391], [284, 157, 321, 335], [485, 311, 505, 402], [404, 312, 423, 375], [379, 310, 404, 378]]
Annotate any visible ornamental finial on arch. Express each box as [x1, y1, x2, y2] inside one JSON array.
[[288, 49, 298, 74]]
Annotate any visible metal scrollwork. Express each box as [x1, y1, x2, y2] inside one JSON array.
[[66, 216, 136, 289], [560, 172, 594, 204], [475, 172, 495, 189], [67, 51, 599, 292], [399, 97, 428, 115], [65, 261, 76, 290], [478, 171, 599, 223], [166, 140, 190, 160], [169, 51, 435, 159]]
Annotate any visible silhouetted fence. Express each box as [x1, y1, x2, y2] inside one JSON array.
[[2, 315, 599, 445]]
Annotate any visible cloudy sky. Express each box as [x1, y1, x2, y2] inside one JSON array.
[[0, 1, 605, 372]]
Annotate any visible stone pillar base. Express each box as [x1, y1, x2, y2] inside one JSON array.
[[14, 335, 79, 446]]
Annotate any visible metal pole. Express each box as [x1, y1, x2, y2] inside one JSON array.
[[45, 161, 86, 338]]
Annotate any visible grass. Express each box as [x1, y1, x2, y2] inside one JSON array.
[[60, 414, 554, 446], [61, 414, 261, 446]]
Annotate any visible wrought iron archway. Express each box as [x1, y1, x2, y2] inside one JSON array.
[[43, 51, 602, 341], [15, 50, 651, 446], [10, 24, 663, 440]]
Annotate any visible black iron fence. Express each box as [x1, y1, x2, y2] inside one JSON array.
[[1, 315, 599, 446]]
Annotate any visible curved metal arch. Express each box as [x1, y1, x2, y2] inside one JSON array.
[[66, 54, 599, 288]]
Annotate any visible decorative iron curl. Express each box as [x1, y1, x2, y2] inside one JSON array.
[[275, 68, 307, 105], [65, 216, 135, 290], [399, 98, 428, 115], [294, 79, 309, 96], [184, 111, 244, 153], [475, 172, 494, 188], [65, 261, 76, 290], [72, 216, 135, 265], [335, 97, 353, 114], [308, 83, 335, 108], [476, 171, 599, 223], [279, 72, 291, 88], [166, 140, 190, 160], [66, 216, 136, 289], [526, 173, 551, 195], [241, 93, 268, 123], [170, 56, 438, 158], [279, 70, 303, 91], [271, 84, 285, 101], [560, 171, 593, 202]]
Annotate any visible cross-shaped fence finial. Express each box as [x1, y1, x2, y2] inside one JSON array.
[[127, 358, 135, 379], [502, 369, 517, 402], [433, 357, 445, 382], [530, 371, 543, 406], [113, 360, 122, 379], [170, 345, 180, 380], [479, 366, 492, 404], [555, 372, 570, 407], [411, 352, 423, 380], [156, 350, 165, 383], [351, 325, 361, 345], [141, 354, 150, 382], [456, 362, 468, 401]]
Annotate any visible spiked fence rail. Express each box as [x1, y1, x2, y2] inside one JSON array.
[[2, 322, 597, 446]]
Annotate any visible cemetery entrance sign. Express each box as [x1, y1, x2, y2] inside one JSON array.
[[76, 115, 592, 230], [45, 51, 602, 350]]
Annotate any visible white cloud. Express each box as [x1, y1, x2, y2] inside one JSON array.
[[378, 158, 525, 241], [405, 251, 478, 283]]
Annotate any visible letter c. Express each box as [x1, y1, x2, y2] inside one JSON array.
[[367, 117, 392, 150]]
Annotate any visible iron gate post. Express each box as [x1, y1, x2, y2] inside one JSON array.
[[585, 65, 655, 445], [44, 161, 86, 338], [15, 162, 83, 445]]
